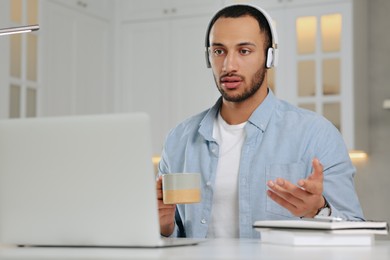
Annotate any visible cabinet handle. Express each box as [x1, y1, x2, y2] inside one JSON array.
[[163, 8, 177, 15], [77, 1, 87, 8]]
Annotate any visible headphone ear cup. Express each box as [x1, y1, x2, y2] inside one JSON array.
[[205, 49, 211, 68], [266, 48, 274, 68]]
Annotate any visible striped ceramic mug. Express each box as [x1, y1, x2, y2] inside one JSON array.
[[162, 173, 201, 204]]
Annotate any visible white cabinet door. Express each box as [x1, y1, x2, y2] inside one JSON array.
[[41, 3, 76, 116], [119, 15, 218, 154], [73, 14, 110, 114], [117, 1, 221, 154], [120, 20, 172, 154], [41, 0, 111, 116], [170, 15, 219, 125]]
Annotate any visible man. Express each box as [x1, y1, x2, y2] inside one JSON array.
[[156, 4, 364, 239]]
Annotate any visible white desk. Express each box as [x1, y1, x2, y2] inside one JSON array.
[[0, 239, 390, 260]]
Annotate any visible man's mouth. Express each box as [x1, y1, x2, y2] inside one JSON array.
[[220, 76, 242, 89]]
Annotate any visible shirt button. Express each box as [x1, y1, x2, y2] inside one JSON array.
[[206, 181, 212, 186], [201, 219, 206, 224], [242, 178, 247, 185]]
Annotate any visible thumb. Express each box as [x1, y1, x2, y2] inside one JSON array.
[[311, 158, 324, 180], [156, 175, 163, 189], [297, 158, 324, 194]]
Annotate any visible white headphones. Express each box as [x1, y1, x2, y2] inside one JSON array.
[[204, 3, 279, 69]]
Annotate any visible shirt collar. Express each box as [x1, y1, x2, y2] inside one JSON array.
[[199, 98, 221, 141], [198, 88, 277, 139], [247, 88, 277, 133]]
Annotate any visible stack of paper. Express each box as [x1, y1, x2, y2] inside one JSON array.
[[253, 219, 388, 246]]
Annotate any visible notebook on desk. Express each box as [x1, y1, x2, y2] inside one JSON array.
[[0, 113, 199, 248]]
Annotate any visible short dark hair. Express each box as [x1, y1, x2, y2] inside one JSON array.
[[205, 5, 272, 51]]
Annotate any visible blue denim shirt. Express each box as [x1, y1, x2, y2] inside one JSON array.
[[158, 90, 364, 238]]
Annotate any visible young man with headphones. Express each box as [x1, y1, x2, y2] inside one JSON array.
[[156, 4, 364, 239]]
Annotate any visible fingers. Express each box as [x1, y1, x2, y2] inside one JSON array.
[[267, 178, 307, 202], [156, 175, 162, 190], [156, 175, 176, 235], [157, 198, 176, 211], [267, 189, 311, 217], [297, 158, 324, 194], [266, 188, 298, 214], [156, 176, 163, 199], [158, 201, 176, 236], [267, 179, 311, 217], [267, 178, 321, 217], [267, 179, 305, 210], [156, 175, 175, 209]]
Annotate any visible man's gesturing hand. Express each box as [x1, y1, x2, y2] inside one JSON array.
[[266, 158, 326, 218]]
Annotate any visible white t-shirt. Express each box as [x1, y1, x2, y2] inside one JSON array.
[[206, 112, 246, 238]]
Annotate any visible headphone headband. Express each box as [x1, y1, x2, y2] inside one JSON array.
[[204, 4, 279, 68]]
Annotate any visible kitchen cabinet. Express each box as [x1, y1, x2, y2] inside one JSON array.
[[40, 0, 114, 116], [117, 1, 220, 154]]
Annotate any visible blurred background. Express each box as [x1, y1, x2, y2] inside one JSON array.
[[0, 0, 389, 231]]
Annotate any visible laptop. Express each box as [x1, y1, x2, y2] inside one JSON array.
[[0, 113, 200, 247]]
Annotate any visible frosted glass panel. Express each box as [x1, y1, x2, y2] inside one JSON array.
[[10, 34, 22, 78], [10, 84, 21, 118], [298, 60, 316, 97], [27, 34, 38, 81], [27, 0, 39, 24], [321, 14, 342, 52], [324, 103, 341, 131], [299, 103, 316, 112], [296, 16, 317, 54], [10, 0, 22, 23], [323, 58, 340, 95], [26, 88, 37, 117]]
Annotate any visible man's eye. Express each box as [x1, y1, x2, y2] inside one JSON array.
[[240, 49, 251, 55], [213, 49, 225, 56]]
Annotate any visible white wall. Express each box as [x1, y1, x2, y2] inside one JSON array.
[[354, 0, 390, 229]]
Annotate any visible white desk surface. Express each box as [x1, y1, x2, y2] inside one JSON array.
[[0, 239, 390, 260]]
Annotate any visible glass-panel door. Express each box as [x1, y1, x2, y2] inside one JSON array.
[[273, 3, 353, 149], [286, 4, 352, 142], [295, 11, 343, 132], [8, 0, 39, 118]]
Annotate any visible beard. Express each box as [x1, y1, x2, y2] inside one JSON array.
[[214, 67, 266, 103]]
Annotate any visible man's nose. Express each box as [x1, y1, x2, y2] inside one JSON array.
[[222, 52, 238, 73]]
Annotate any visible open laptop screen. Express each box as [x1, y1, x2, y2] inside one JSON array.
[[0, 113, 163, 247]]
